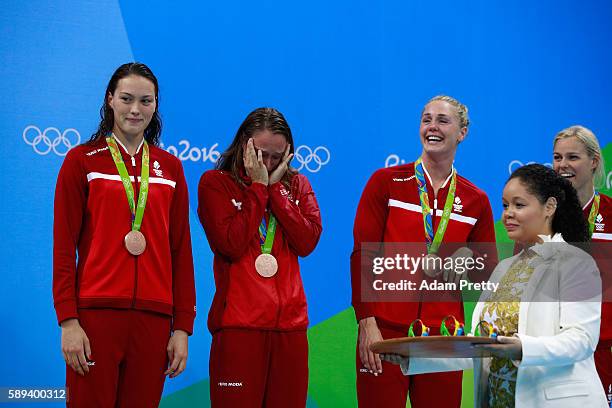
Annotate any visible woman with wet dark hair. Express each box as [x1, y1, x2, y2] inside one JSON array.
[[198, 107, 322, 407], [383, 164, 607, 407], [53, 62, 196, 407], [88, 62, 163, 146]]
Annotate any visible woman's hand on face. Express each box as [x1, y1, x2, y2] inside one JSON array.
[[474, 335, 522, 360], [268, 144, 293, 185], [358, 317, 384, 375], [61, 318, 91, 376], [243, 138, 268, 186]]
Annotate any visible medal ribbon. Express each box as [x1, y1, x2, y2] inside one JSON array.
[[259, 213, 277, 254], [106, 136, 149, 231], [587, 192, 600, 237], [414, 157, 457, 254]]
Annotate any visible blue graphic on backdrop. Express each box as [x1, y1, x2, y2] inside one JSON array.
[[1, 0, 611, 405], [0, 2, 134, 405]]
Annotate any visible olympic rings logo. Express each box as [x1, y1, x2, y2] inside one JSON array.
[[293, 145, 330, 173], [508, 160, 552, 175], [23, 125, 81, 156], [385, 154, 406, 168]]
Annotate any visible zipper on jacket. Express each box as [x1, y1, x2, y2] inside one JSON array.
[[132, 255, 138, 307], [274, 266, 283, 327], [417, 195, 433, 323], [130, 153, 139, 308], [417, 287, 423, 322], [267, 209, 283, 328], [432, 197, 438, 232]]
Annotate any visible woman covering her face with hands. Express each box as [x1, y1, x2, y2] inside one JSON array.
[[198, 107, 322, 407], [383, 164, 608, 407]]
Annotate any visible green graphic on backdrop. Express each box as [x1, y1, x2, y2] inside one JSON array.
[[307, 308, 475, 408], [600, 143, 612, 196], [161, 144, 611, 407]]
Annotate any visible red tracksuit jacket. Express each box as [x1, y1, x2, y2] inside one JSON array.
[[53, 137, 196, 334], [351, 162, 497, 328], [586, 192, 612, 344], [197, 170, 322, 333]]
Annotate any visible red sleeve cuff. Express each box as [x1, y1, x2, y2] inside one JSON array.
[[173, 310, 196, 335], [268, 181, 284, 192], [249, 182, 270, 205], [55, 299, 78, 325], [251, 181, 269, 193], [353, 304, 375, 323], [267, 182, 287, 207], [269, 181, 291, 199]]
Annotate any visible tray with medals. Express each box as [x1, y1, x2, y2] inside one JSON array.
[[370, 335, 499, 358], [370, 317, 501, 358]]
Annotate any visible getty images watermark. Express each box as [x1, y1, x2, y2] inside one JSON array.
[[371, 250, 497, 292], [359, 242, 610, 303]]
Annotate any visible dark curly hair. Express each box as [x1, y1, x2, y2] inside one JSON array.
[[88, 62, 162, 146], [508, 164, 589, 243], [216, 107, 296, 188]]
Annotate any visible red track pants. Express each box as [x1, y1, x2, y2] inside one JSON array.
[[66, 309, 171, 408], [595, 341, 612, 405], [209, 328, 308, 408], [356, 321, 462, 408]]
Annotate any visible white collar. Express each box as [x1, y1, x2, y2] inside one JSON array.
[[421, 160, 455, 189], [582, 190, 596, 211], [530, 233, 565, 260], [112, 133, 144, 156], [537, 233, 565, 243]]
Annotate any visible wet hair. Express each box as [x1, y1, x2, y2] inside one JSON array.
[[553, 125, 605, 188], [508, 164, 589, 243], [88, 62, 162, 146], [424, 95, 470, 128], [216, 107, 296, 188]]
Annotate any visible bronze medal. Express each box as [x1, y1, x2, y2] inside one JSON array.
[[124, 230, 146, 256], [255, 253, 278, 277]]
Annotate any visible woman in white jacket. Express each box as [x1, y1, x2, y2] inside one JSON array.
[[383, 164, 607, 407]]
